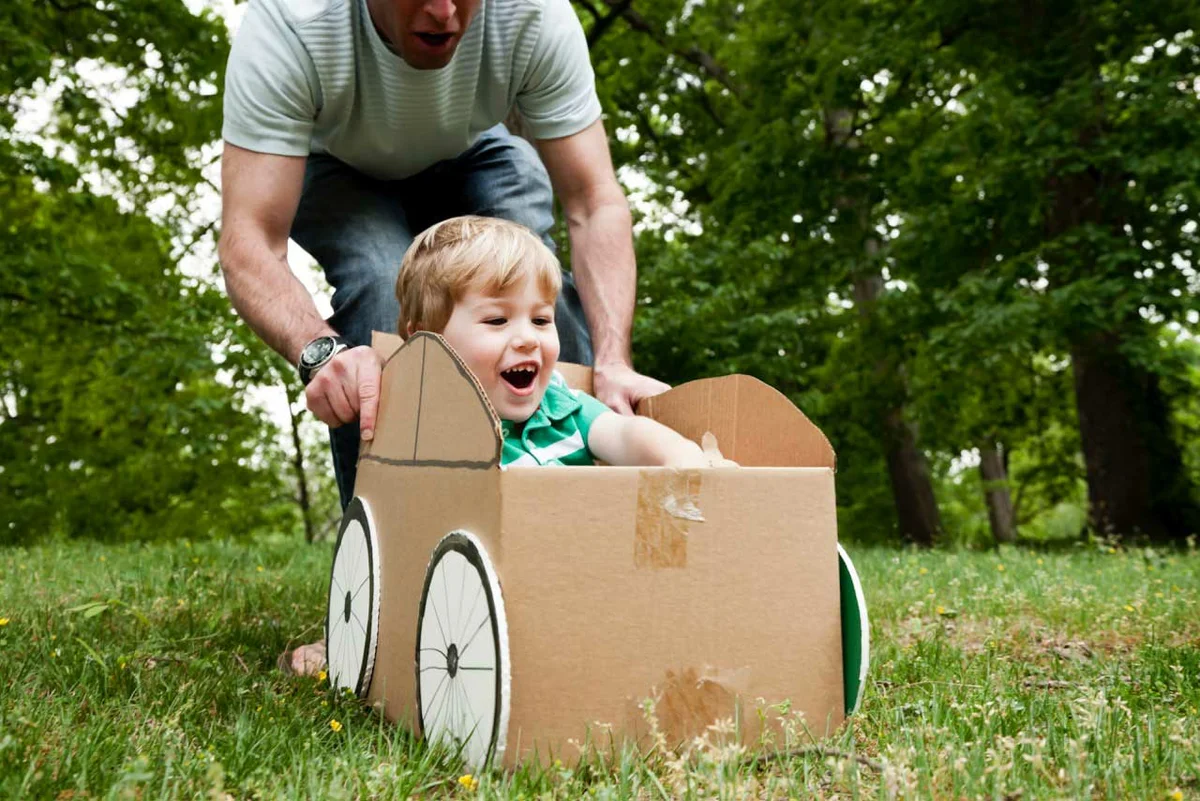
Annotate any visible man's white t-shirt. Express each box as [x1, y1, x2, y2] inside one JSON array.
[[222, 0, 602, 180]]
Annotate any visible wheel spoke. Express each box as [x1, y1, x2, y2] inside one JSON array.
[[430, 603, 450, 649], [431, 675, 455, 738], [423, 670, 450, 723], [457, 580, 483, 644], [457, 553, 468, 628], [419, 646, 447, 658], [459, 615, 490, 657], [441, 557, 454, 646]]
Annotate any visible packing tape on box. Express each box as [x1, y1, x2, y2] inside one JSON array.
[[634, 470, 704, 569]]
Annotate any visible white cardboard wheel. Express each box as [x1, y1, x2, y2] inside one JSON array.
[[325, 497, 381, 698], [416, 531, 511, 770]]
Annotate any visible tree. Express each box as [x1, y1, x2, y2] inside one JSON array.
[[0, 0, 310, 543]]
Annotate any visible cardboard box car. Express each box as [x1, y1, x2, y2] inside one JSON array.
[[323, 331, 867, 768]]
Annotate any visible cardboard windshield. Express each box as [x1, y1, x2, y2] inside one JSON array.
[[638, 374, 836, 468], [362, 332, 502, 468]]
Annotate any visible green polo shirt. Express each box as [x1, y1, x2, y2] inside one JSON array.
[[500, 372, 611, 467]]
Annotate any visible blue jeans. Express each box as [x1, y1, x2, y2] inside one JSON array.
[[291, 124, 594, 509]]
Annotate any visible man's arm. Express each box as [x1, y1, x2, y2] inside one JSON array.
[[536, 120, 670, 414], [218, 142, 382, 439]]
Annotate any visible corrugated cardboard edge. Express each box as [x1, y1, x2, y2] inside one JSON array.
[[639, 375, 836, 469], [360, 331, 503, 468]]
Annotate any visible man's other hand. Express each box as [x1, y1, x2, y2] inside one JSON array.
[[304, 345, 385, 440], [593, 362, 671, 416]]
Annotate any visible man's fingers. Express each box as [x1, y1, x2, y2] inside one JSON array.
[[357, 358, 381, 442], [328, 377, 357, 425], [305, 385, 342, 429], [605, 394, 635, 415]]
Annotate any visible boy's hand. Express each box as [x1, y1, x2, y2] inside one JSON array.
[[701, 432, 739, 467], [304, 345, 385, 441], [593, 363, 670, 415]]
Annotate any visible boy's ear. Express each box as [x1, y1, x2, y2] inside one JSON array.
[[404, 322, 415, 339]]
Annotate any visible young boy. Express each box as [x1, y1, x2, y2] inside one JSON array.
[[282, 216, 715, 676], [396, 215, 709, 468]]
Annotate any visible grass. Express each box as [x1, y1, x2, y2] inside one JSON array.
[[1, 535, 1198, 799]]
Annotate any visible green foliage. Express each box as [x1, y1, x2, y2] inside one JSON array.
[[583, 0, 1200, 543], [0, 1, 315, 544]]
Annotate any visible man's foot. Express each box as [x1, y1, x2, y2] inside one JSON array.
[[278, 640, 326, 677]]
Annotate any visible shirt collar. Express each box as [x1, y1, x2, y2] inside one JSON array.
[[502, 380, 582, 439]]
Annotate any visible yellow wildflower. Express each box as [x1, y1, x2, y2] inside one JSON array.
[[458, 774, 479, 791], [936, 606, 946, 615], [329, 719, 343, 732], [996, 564, 1005, 572], [318, 670, 328, 682], [256, 565, 264, 573], [1168, 789, 1183, 801], [0, 618, 9, 627], [919, 567, 928, 575], [1124, 605, 1134, 612], [1036, 558, 1044, 566]]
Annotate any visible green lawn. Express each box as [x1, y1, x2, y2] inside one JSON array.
[[1, 536, 1197, 799]]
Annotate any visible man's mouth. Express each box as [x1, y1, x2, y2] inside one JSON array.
[[415, 32, 454, 48], [501, 364, 538, 392]]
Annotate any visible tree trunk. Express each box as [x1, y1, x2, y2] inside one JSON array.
[[853, 271, 943, 546], [979, 440, 1017, 544], [287, 385, 317, 544], [1070, 330, 1200, 541], [881, 406, 943, 546], [1046, 161, 1200, 542]]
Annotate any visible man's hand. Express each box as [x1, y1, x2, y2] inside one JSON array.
[[304, 346, 385, 440], [592, 362, 670, 415]]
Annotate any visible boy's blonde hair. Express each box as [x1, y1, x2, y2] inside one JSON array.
[[396, 215, 563, 335]]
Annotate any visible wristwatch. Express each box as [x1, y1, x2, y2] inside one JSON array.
[[298, 335, 350, 385]]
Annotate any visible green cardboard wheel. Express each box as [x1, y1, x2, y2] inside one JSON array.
[[838, 544, 869, 715]]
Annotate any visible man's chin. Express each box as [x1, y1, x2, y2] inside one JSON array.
[[398, 42, 459, 70]]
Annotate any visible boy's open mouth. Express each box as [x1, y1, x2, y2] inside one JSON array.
[[501, 364, 538, 392]]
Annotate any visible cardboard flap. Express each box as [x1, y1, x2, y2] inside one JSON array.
[[555, 362, 593, 395], [362, 332, 502, 468], [371, 331, 405, 362], [638, 375, 835, 468]]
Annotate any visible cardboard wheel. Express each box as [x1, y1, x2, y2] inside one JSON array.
[[416, 531, 510, 770], [325, 497, 381, 698], [838, 544, 870, 715]]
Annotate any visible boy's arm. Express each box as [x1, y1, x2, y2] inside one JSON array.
[[587, 412, 708, 468]]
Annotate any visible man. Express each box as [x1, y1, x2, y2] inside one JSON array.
[[218, 0, 668, 516]]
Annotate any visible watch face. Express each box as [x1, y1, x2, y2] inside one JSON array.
[[302, 337, 336, 367]]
